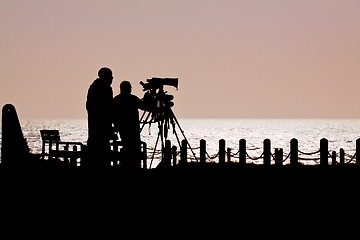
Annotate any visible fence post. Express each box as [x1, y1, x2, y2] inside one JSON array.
[[320, 138, 328, 166], [339, 148, 345, 165], [180, 139, 188, 164], [172, 145, 177, 166], [274, 148, 283, 166], [290, 138, 298, 166], [263, 139, 271, 166], [219, 139, 226, 164], [331, 151, 336, 166], [227, 148, 231, 163], [356, 138, 360, 166], [200, 139, 206, 165], [163, 139, 172, 167], [239, 139, 246, 165]]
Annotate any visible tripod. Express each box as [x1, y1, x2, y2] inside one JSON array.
[[139, 105, 196, 168]]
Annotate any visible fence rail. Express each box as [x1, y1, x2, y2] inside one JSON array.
[[160, 138, 360, 167]]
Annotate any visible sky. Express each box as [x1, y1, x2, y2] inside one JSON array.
[[1, 0, 360, 119]]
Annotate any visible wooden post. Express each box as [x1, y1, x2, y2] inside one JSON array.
[[180, 139, 188, 164], [356, 138, 360, 166], [200, 139, 206, 165], [172, 146, 177, 166], [227, 148, 231, 163], [263, 139, 271, 166], [290, 138, 298, 166], [331, 151, 336, 166], [339, 148, 345, 165], [163, 140, 171, 167], [239, 139, 246, 165], [219, 139, 225, 164], [320, 138, 328, 166], [274, 148, 283, 166]]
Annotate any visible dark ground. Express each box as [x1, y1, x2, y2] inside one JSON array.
[[0, 161, 359, 239]]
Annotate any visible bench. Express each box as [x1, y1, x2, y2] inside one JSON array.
[[40, 129, 84, 166]]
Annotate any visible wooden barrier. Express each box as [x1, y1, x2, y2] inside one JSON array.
[[165, 137, 360, 167]]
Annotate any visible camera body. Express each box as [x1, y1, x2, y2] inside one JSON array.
[[140, 77, 178, 91], [140, 77, 178, 120]]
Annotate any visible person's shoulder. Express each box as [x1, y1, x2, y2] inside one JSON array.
[[113, 94, 121, 100], [131, 94, 141, 100], [90, 78, 101, 86]]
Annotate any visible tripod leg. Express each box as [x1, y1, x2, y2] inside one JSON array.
[[168, 109, 198, 161], [148, 119, 167, 168], [139, 110, 152, 133], [149, 128, 161, 168]]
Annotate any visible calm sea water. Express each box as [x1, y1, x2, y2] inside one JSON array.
[[1, 118, 360, 168]]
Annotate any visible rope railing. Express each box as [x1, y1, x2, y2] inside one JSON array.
[[159, 137, 360, 168]]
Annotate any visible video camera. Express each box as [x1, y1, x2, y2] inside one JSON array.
[[140, 77, 178, 117], [140, 77, 178, 91]]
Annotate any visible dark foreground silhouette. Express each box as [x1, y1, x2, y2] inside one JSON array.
[[0, 162, 359, 239], [1, 103, 359, 239]]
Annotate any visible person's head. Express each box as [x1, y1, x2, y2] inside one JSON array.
[[98, 67, 113, 85], [120, 81, 132, 95]]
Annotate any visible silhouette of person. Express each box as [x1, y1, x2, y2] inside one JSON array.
[[113, 80, 143, 168], [85, 67, 114, 167]]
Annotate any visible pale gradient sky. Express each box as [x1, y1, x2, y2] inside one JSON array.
[[1, 0, 360, 119]]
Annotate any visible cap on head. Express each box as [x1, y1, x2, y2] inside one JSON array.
[[98, 67, 113, 79]]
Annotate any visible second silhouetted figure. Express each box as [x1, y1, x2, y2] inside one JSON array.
[[113, 80, 143, 168]]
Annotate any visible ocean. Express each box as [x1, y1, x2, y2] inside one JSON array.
[[1, 118, 360, 168]]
